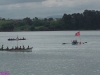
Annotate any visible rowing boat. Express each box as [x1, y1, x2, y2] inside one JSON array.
[[8, 38, 26, 41], [0, 47, 33, 52]]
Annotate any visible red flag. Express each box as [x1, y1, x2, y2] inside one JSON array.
[[75, 31, 80, 36]]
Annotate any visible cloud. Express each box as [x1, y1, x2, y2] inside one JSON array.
[[0, 0, 46, 5], [0, 0, 100, 19]]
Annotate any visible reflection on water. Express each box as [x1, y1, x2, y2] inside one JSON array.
[[0, 31, 100, 75]]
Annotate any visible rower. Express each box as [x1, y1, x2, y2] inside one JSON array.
[[1, 45, 3, 50], [19, 46, 21, 49], [6, 46, 9, 50], [23, 45, 25, 49], [79, 42, 81, 44], [23, 37, 24, 40], [27, 45, 29, 49], [16, 46, 18, 49]]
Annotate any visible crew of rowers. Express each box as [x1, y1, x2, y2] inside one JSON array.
[[1, 45, 30, 50], [8, 37, 26, 40]]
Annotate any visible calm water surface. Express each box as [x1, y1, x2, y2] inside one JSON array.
[[0, 31, 100, 75]]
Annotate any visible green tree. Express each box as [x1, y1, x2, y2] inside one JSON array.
[[23, 17, 33, 25]]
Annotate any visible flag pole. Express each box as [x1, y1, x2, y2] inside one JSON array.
[[79, 31, 81, 44], [75, 31, 81, 44], [17, 35, 18, 47]]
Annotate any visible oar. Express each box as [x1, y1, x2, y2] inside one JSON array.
[[82, 42, 87, 44], [62, 43, 71, 44]]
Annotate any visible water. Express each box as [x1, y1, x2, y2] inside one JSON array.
[[0, 31, 100, 75]]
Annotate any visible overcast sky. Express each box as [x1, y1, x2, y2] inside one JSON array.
[[0, 0, 100, 19]]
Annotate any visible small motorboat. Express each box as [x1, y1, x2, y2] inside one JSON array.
[[72, 40, 78, 45]]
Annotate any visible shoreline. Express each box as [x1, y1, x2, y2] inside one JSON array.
[[0, 30, 100, 32]]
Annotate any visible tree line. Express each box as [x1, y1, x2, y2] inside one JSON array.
[[0, 9, 100, 31]]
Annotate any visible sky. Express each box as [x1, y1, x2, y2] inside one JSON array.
[[0, 0, 100, 19]]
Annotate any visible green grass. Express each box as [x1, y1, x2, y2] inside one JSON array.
[[0, 20, 12, 26]]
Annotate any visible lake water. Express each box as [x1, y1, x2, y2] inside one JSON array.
[[0, 31, 100, 75]]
